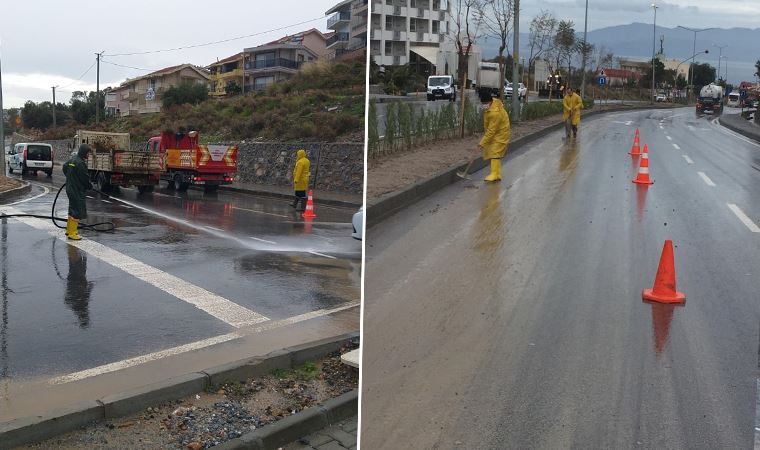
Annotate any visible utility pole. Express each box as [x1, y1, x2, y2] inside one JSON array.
[[51, 86, 57, 128], [511, 0, 520, 123], [677, 26, 714, 102], [580, 0, 589, 99], [714, 44, 727, 82], [650, 3, 658, 104], [95, 51, 103, 124], [0, 40, 5, 177]]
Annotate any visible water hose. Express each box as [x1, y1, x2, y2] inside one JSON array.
[[0, 183, 116, 232]]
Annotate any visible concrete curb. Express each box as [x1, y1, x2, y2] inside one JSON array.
[[718, 115, 760, 143], [0, 180, 31, 203], [212, 390, 358, 450], [0, 332, 359, 449], [189, 184, 362, 209], [366, 104, 678, 228]]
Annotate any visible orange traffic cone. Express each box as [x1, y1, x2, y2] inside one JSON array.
[[302, 190, 317, 219], [642, 240, 686, 304], [632, 144, 653, 185], [629, 131, 641, 156]]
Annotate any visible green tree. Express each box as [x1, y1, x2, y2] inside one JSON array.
[[225, 81, 242, 95], [640, 59, 665, 89], [675, 74, 687, 90], [554, 20, 576, 76], [21, 101, 53, 129], [162, 82, 209, 108], [690, 63, 716, 88]]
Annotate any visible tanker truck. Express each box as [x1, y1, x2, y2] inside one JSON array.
[[696, 83, 724, 115]]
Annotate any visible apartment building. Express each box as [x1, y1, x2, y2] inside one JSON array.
[[242, 29, 327, 92], [206, 53, 245, 97], [370, 0, 451, 74], [326, 0, 368, 58], [105, 64, 210, 116]]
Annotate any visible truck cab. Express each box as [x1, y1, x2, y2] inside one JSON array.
[[151, 130, 237, 192]]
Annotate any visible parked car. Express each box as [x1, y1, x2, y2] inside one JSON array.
[[4, 145, 12, 169], [352, 207, 363, 240], [427, 75, 457, 102], [7, 143, 54, 177], [505, 82, 527, 100], [655, 93, 667, 102]]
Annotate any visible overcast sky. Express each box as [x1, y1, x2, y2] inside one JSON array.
[[521, 0, 760, 31], [0, 0, 339, 108]]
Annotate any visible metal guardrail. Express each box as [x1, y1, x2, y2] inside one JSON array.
[[327, 11, 351, 28]]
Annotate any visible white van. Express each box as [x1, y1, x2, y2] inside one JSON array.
[[727, 92, 741, 107], [427, 75, 456, 102], [7, 143, 54, 177]]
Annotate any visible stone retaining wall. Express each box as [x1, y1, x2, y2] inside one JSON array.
[[30, 135, 363, 193]]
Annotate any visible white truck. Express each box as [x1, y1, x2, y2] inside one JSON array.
[[476, 62, 503, 97], [696, 83, 724, 114], [73, 130, 162, 193]]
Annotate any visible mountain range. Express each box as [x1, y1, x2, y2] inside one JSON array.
[[479, 23, 760, 83]]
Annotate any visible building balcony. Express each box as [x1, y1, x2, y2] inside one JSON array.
[[352, 0, 368, 15], [326, 32, 350, 49], [244, 58, 301, 73], [327, 11, 351, 29]]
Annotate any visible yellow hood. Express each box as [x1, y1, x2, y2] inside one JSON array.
[[296, 149, 307, 160]]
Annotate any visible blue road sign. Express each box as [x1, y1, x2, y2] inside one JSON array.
[[599, 77, 606, 86]]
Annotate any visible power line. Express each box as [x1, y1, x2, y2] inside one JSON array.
[[100, 59, 157, 72], [104, 16, 324, 57], [59, 60, 96, 89]]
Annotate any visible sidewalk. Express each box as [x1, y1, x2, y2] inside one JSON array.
[[283, 415, 357, 450], [719, 113, 760, 142], [205, 182, 363, 209]]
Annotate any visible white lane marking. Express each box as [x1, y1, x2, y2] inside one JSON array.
[[120, 204, 133, 209], [249, 236, 277, 245], [666, 135, 672, 141], [698, 172, 716, 187], [50, 332, 241, 385], [1, 185, 50, 206], [86, 195, 94, 199], [659, 125, 664, 130], [49, 300, 360, 385], [682, 155, 694, 164], [727, 203, 760, 233], [0, 205, 269, 328], [715, 123, 760, 149], [100, 199, 112, 204], [232, 205, 288, 218], [672, 143, 681, 150], [204, 225, 224, 232], [308, 251, 337, 259]]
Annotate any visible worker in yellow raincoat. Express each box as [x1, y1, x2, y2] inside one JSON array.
[[562, 87, 583, 138], [478, 89, 511, 182], [292, 149, 310, 211]]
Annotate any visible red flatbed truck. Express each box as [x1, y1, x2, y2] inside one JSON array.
[[148, 130, 238, 193]]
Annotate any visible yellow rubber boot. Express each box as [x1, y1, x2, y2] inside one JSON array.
[[67, 218, 82, 240], [484, 159, 501, 182]]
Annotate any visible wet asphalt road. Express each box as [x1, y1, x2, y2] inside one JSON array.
[[0, 174, 360, 390], [362, 108, 760, 449]]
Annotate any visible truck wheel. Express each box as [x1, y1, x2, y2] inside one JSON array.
[[137, 185, 152, 194], [179, 182, 190, 192], [204, 185, 218, 193], [96, 172, 111, 193], [427, 95, 433, 101], [8, 167, 12, 174], [46, 170, 53, 178], [173, 175, 184, 191], [450, 94, 456, 102], [166, 179, 175, 190]]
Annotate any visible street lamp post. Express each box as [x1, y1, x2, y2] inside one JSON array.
[[650, 3, 658, 104], [580, 0, 589, 99], [677, 26, 715, 102], [675, 49, 708, 100]]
